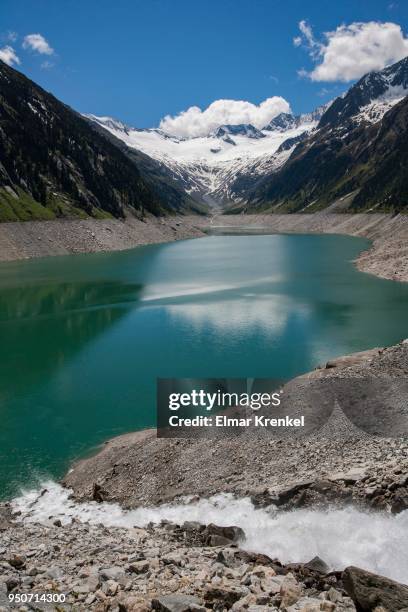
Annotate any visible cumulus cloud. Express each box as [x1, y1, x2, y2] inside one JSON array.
[[23, 33, 54, 55], [0, 45, 20, 66], [159, 97, 291, 138], [296, 20, 408, 82]]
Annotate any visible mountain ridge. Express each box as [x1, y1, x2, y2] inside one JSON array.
[[2, 56, 408, 222], [0, 60, 202, 222], [244, 57, 408, 213]]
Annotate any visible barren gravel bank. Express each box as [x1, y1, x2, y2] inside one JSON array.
[[209, 213, 408, 282], [1, 213, 408, 284], [64, 342, 408, 512], [0, 215, 206, 262]]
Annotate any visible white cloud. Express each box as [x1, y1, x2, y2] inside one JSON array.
[[295, 20, 408, 82], [159, 97, 291, 138], [299, 20, 319, 53], [0, 45, 20, 66], [23, 33, 54, 55]]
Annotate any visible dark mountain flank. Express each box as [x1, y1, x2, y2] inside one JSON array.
[[245, 57, 408, 214], [84, 119, 207, 215], [0, 60, 198, 222]]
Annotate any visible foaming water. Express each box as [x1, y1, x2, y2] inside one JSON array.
[[12, 481, 408, 584]]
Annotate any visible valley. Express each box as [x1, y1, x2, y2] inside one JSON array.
[[2, 43, 408, 612]]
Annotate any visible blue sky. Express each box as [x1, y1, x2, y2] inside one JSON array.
[[1, 0, 408, 132]]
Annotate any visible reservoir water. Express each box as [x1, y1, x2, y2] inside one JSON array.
[[1, 233, 408, 498]]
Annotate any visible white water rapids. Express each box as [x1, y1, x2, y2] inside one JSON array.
[[12, 481, 408, 584]]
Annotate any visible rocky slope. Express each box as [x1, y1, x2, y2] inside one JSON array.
[[64, 341, 408, 511], [1, 342, 408, 610], [1, 213, 408, 286], [0, 214, 206, 261], [207, 212, 408, 282], [3, 509, 408, 611], [0, 61, 199, 222]]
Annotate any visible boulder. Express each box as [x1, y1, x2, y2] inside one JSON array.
[[204, 584, 248, 607], [343, 566, 408, 611], [182, 521, 204, 532], [99, 566, 126, 582], [304, 556, 330, 574], [151, 594, 205, 612], [128, 560, 149, 574], [280, 574, 302, 607], [202, 523, 245, 546], [8, 554, 25, 569], [391, 489, 408, 514]]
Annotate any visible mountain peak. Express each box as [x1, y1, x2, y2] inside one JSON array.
[[85, 114, 131, 135], [213, 124, 265, 139], [319, 55, 408, 129], [263, 113, 298, 132]]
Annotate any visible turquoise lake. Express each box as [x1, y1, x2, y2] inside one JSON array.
[[1, 233, 408, 498]]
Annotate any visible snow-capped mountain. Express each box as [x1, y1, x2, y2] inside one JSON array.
[[213, 124, 265, 139], [319, 56, 408, 129], [87, 57, 408, 210], [246, 56, 408, 213], [263, 104, 329, 132], [86, 108, 324, 207]]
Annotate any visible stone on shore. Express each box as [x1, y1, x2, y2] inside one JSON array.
[[343, 566, 408, 611]]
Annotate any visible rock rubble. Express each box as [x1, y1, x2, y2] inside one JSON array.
[[3, 513, 405, 611]]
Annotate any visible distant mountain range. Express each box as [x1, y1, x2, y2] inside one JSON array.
[[1, 56, 408, 221], [87, 103, 330, 208]]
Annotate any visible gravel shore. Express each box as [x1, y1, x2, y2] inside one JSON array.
[[0, 215, 206, 262], [64, 342, 408, 512], [207, 213, 408, 283], [1, 212, 408, 283]]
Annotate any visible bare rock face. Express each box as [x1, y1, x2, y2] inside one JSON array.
[[343, 566, 408, 611]]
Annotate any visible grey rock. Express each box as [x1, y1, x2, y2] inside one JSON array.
[[182, 521, 203, 532], [151, 594, 204, 612], [99, 566, 125, 581], [203, 523, 245, 545], [128, 560, 149, 574], [304, 556, 330, 574], [343, 565, 408, 611], [46, 566, 63, 580]]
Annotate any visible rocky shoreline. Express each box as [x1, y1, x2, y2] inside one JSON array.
[[63, 342, 408, 512], [1, 346, 408, 610], [2, 214, 408, 610], [208, 213, 408, 283], [0, 215, 206, 262], [1, 500, 408, 611], [0, 212, 408, 283], [1, 341, 407, 611]]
